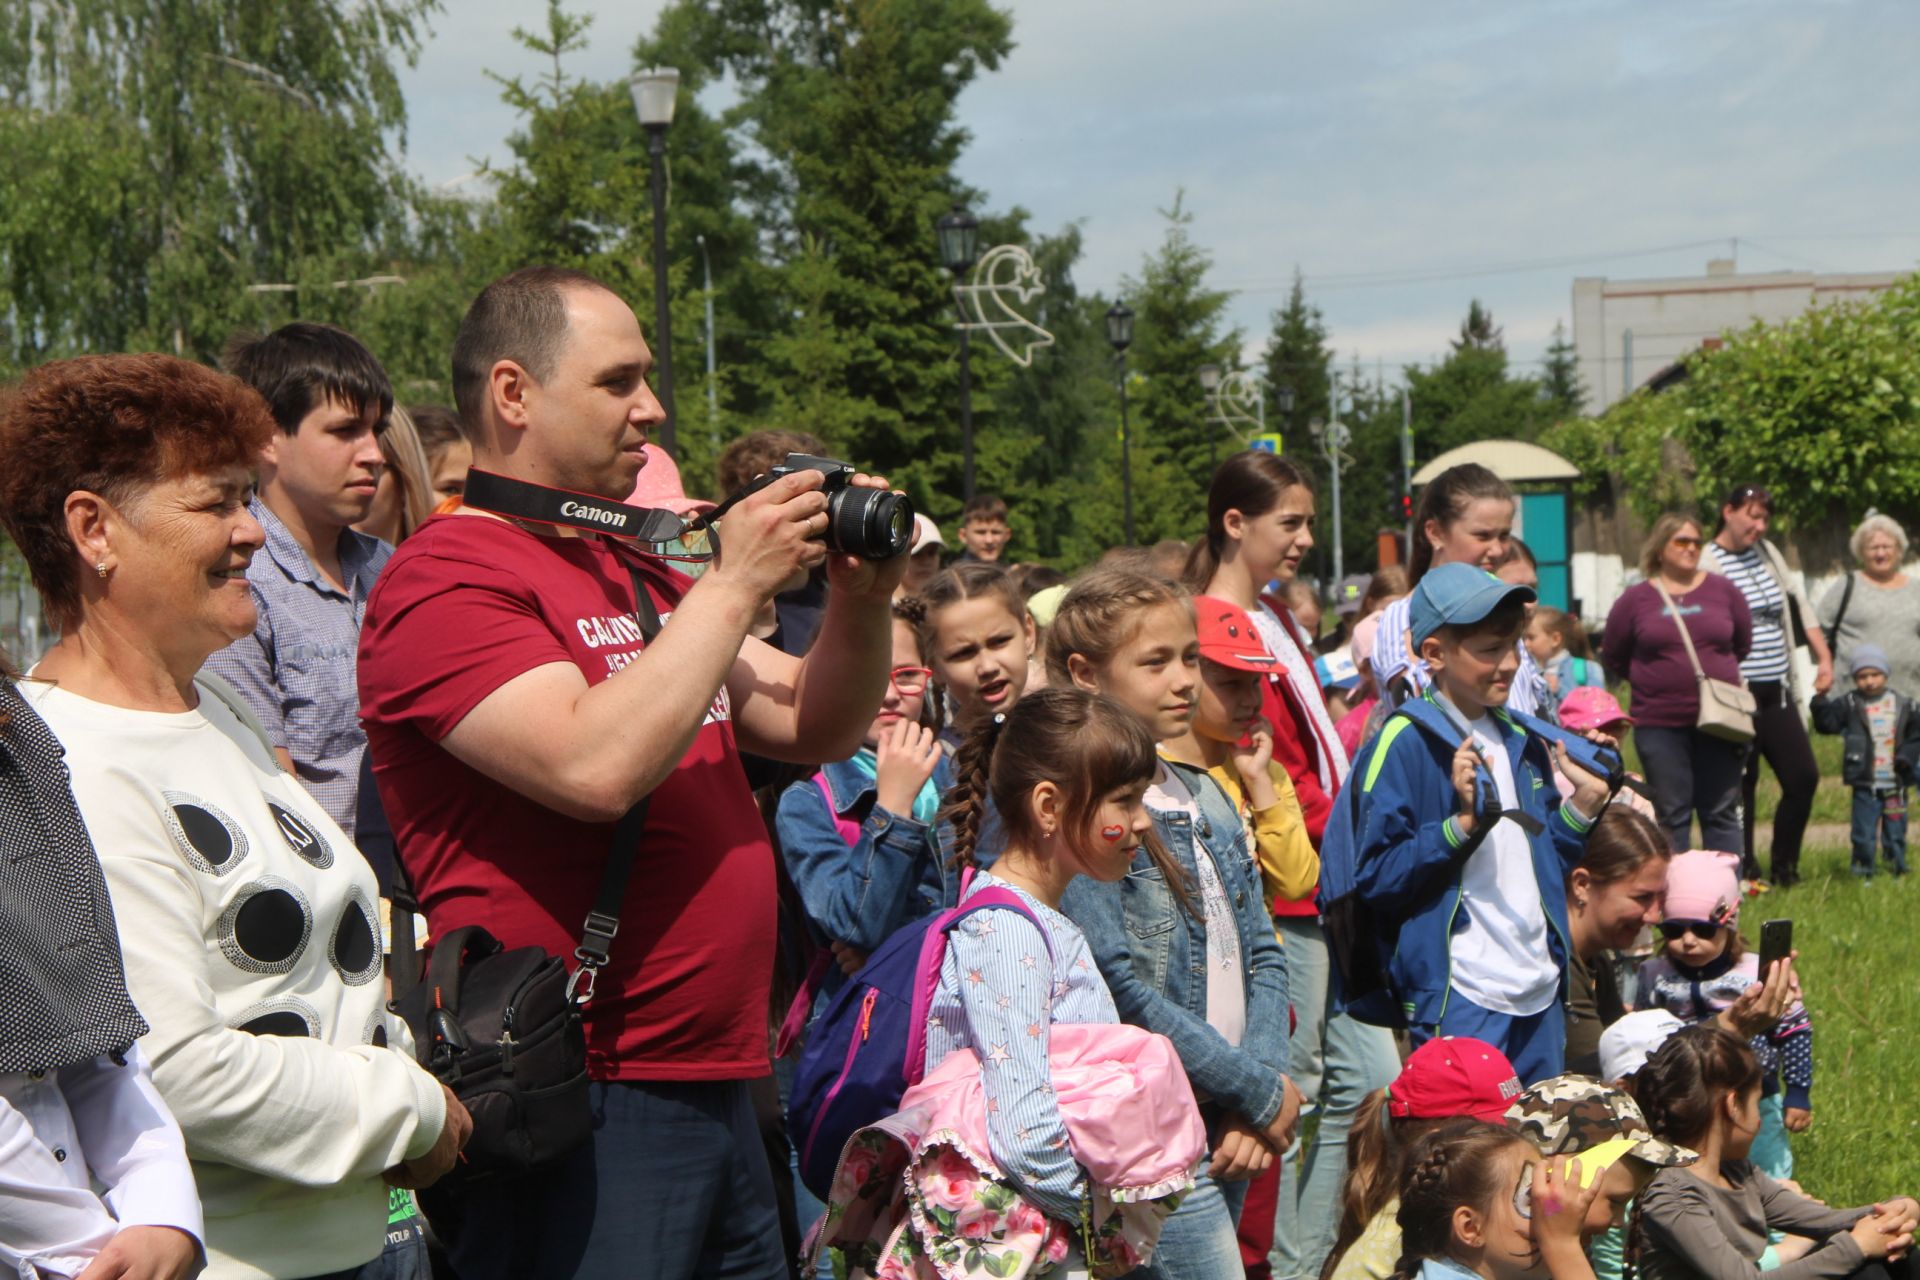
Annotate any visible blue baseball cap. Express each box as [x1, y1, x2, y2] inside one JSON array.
[[1409, 562, 1536, 646]]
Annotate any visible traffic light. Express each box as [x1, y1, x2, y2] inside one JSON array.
[[1388, 493, 1412, 523]]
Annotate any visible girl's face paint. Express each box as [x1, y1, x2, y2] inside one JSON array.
[[1101, 824, 1127, 843]]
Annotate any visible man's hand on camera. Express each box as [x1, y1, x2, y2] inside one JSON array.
[[709, 469, 831, 603], [824, 473, 909, 601]]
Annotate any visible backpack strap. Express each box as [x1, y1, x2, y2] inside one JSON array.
[[1393, 695, 1544, 836], [902, 887, 1056, 1087], [814, 772, 864, 848]]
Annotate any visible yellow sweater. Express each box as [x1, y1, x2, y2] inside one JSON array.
[[1203, 759, 1320, 911]]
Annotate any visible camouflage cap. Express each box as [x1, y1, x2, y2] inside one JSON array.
[[1504, 1074, 1697, 1169]]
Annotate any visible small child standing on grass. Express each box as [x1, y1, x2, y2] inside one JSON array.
[[1524, 607, 1605, 702], [1810, 644, 1920, 880]]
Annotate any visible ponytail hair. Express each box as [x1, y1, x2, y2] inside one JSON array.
[[1184, 450, 1315, 592], [1387, 1121, 1533, 1280], [1409, 463, 1514, 584], [1627, 1024, 1762, 1150], [1045, 568, 1194, 686], [1324, 1093, 1454, 1280], [938, 688, 1190, 917], [1577, 806, 1671, 888]]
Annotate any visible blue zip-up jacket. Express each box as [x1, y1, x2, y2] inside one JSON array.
[[1342, 693, 1596, 1030], [1060, 758, 1293, 1128], [776, 754, 958, 963]]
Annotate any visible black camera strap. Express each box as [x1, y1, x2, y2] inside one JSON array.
[[463, 467, 713, 548], [389, 561, 665, 1008]]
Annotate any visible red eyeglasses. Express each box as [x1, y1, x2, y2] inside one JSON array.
[[890, 666, 933, 696]]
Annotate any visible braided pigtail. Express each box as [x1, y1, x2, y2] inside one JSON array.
[[939, 712, 1006, 871], [1389, 1120, 1529, 1280]]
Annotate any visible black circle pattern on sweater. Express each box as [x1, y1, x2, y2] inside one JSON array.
[[229, 997, 322, 1038], [217, 876, 312, 975], [162, 791, 249, 877], [330, 888, 381, 987], [269, 801, 333, 870]]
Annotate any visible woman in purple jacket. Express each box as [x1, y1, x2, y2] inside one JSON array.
[[1604, 513, 1753, 854]]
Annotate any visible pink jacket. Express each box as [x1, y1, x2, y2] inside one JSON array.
[[811, 1023, 1204, 1279]]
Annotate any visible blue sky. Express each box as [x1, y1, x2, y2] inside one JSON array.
[[397, 0, 1920, 379]]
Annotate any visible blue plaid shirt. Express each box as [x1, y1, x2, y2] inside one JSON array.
[[202, 499, 391, 838]]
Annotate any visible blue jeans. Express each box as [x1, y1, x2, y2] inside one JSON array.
[[1419, 993, 1566, 1087], [421, 1079, 786, 1280], [1851, 787, 1909, 877], [1142, 1169, 1248, 1279], [1270, 917, 1402, 1280]]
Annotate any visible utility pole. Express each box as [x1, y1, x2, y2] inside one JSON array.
[[696, 234, 718, 446], [1401, 387, 1414, 563]]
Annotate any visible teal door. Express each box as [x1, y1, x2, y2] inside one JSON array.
[[1519, 491, 1569, 611]]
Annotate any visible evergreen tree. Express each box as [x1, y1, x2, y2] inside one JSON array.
[[1540, 319, 1586, 420], [1124, 193, 1242, 520], [1453, 299, 1504, 352], [1262, 270, 1333, 449]]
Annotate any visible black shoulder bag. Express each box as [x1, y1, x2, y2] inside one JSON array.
[[387, 565, 661, 1187]]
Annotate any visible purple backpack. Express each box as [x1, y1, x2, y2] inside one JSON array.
[[786, 874, 1052, 1200]]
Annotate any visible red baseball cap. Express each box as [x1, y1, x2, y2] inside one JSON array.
[[1385, 1037, 1521, 1121], [1193, 596, 1277, 672]]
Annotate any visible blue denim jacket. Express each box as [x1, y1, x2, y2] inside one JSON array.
[[775, 754, 958, 959], [1060, 758, 1292, 1127]]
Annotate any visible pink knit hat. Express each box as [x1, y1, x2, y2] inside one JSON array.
[[626, 444, 715, 517], [1663, 850, 1742, 926]]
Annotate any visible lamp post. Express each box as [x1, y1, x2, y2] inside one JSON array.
[[1276, 382, 1296, 434], [1105, 302, 1136, 545], [630, 66, 680, 453], [936, 203, 982, 500]]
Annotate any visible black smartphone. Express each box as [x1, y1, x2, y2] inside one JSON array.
[[1757, 918, 1793, 980]]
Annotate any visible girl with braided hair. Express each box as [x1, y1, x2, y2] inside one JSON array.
[[1389, 1121, 1599, 1280], [917, 563, 1035, 746], [1631, 1026, 1918, 1280]]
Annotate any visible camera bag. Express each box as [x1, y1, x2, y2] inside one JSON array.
[[387, 565, 662, 1186]]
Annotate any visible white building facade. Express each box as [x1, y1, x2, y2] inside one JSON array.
[[1571, 260, 1904, 416]]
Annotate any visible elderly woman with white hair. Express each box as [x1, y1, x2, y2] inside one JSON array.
[[1819, 513, 1920, 696]]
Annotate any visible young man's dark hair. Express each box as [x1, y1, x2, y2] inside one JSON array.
[[449, 265, 614, 440], [222, 322, 393, 433], [962, 493, 1009, 523]]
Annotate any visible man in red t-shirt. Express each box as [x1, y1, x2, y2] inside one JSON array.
[[358, 266, 901, 1280]]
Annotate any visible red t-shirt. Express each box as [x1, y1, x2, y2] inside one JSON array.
[[358, 515, 773, 1081]]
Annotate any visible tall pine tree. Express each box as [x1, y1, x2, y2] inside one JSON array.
[[1124, 193, 1241, 520], [1262, 270, 1333, 450]]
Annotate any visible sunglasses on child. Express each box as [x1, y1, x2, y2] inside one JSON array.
[[890, 666, 933, 696], [1659, 919, 1725, 942]]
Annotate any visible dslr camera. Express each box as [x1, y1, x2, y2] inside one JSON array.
[[727, 454, 914, 560]]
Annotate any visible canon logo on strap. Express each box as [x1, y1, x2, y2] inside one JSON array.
[[558, 500, 631, 530]]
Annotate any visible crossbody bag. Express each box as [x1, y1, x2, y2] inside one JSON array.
[[388, 562, 662, 1186], [1653, 580, 1757, 743]]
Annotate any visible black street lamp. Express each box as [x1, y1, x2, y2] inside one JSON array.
[[631, 66, 681, 453], [1105, 301, 1136, 545], [936, 203, 981, 500]]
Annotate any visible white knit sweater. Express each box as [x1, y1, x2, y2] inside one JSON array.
[[22, 679, 445, 1280]]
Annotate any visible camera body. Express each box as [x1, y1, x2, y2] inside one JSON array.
[[757, 454, 914, 560]]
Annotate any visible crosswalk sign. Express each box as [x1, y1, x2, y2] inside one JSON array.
[[1249, 433, 1284, 454]]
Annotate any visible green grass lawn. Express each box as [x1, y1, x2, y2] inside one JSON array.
[[1756, 844, 1918, 1206], [1615, 723, 1914, 1204]]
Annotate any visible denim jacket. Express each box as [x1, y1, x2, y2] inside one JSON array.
[[1060, 758, 1292, 1128], [776, 754, 958, 959]]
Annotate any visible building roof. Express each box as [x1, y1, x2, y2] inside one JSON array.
[[1412, 439, 1581, 486]]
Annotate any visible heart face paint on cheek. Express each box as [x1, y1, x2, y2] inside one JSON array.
[[1101, 824, 1127, 843]]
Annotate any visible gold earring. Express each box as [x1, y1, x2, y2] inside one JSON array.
[[95, 561, 109, 579]]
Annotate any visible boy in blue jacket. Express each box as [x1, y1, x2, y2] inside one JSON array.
[[1339, 563, 1610, 1083]]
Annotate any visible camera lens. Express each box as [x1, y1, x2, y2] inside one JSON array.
[[824, 487, 914, 559]]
